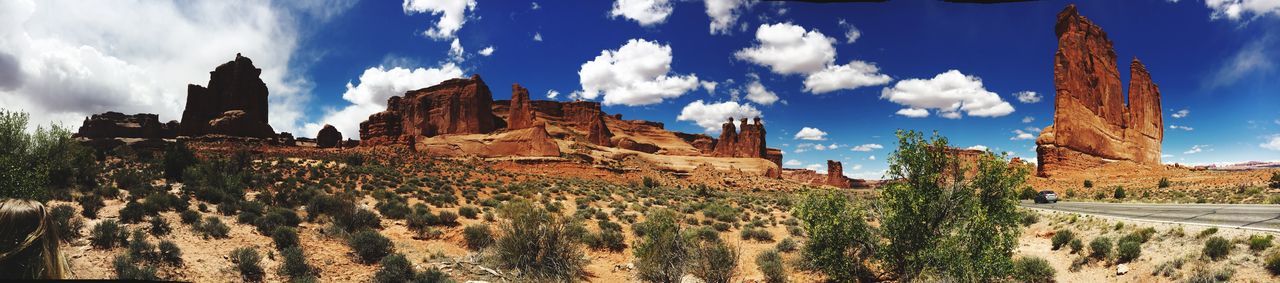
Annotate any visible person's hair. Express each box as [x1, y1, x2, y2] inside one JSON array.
[[0, 199, 66, 279]]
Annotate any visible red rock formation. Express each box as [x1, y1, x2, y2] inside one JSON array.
[[712, 117, 768, 158], [585, 115, 612, 146], [179, 54, 275, 138], [317, 124, 342, 148], [75, 112, 177, 139], [826, 160, 848, 188], [359, 75, 502, 146], [507, 84, 535, 130], [1036, 5, 1163, 177], [764, 148, 783, 169], [614, 137, 660, 153], [416, 122, 560, 157]]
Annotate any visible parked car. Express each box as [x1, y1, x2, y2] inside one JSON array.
[[1034, 190, 1058, 204]]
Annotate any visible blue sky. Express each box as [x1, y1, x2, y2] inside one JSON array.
[[2, 0, 1278, 179]]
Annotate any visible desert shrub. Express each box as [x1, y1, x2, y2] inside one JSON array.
[[756, 249, 786, 283], [1197, 227, 1219, 238], [1083, 180, 1093, 188], [348, 229, 393, 264], [1249, 234, 1274, 251], [794, 191, 876, 282], [197, 216, 230, 239], [1089, 237, 1111, 259], [436, 211, 459, 226], [148, 216, 171, 236], [459, 205, 480, 219], [182, 156, 254, 204], [335, 208, 381, 232], [494, 200, 584, 281], [230, 247, 265, 282], [463, 224, 494, 250], [633, 209, 686, 282], [739, 227, 773, 242], [1051, 229, 1074, 250], [1011, 256, 1055, 283], [1203, 236, 1231, 260], [1116, 238, 1142, 263], [113, 254, 158, 280], [584, 229, 626, 252], [1113, 186, 1126, 199], [50, 204, 83, 242], [1184, 267, 1233, 283], [375, 199, 410, 220], [179, 209, 200, 225], [1018, 187, 1037, 200], [701, 202, 740, 223], [1152, 257, 1186, 277], [163, 141, 196, 182], [1132, 227, 1157, 243], [272, 227, 300, 251], [280, 246, 315, 279], [253, 207, 301, 235], [1266, 251, 1280, 275], [119, 201, 146, 223], [78, 194, 105, 218], [1068, 239, 1083, 254], [91, 219, 127, 249], [127, 229, 158, 263], [157, 240, 182, 266], [1270, 172, 1280, 189], [776, 237, 797, 252], [687, 234, 739, 283], [373, 253, 414, 283], [1158, 177, 1171, 189], [406, 211, 436, 237], [1020, 211, 1039, 226]]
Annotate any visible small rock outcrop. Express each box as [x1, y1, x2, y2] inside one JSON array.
[[1036, 5, 1163, 177], [359, 75, 501, 146], [75, 112, 177, 139], [826, 160, 848, 188], [317, 124, 342, 148], [614, 137, 660, 154], [179, 54, 275, 138], [711, 117, 779, 167], [506, 84, 535, 130]]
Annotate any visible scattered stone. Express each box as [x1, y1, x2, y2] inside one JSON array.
[[1116, 263, 1129, 275]]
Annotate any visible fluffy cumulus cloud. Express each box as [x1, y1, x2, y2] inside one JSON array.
[[0, 0, 338, 134], [745, 79, 779, 105], [403, 0, 477, 40], [705, 0, 755, 35], [1014, 91, 1042, 103], [610, 0, 673, 26], [546, 89, 560, 99], [577, 38, 701, 106], [803, 61, 892, 94], [1022, 116, 1035, 123], [676, 100, 763, 133], [838, 18, 861, 44], [880, 70, 1015, 118], [1172, 109, 1189, 118], [967, 145, 988, 151], [1204, 0, 1280, 21], [1263, 135, 1280, 151], [1010, 129, 1035, 140], [478, 46, 495, 56], [736, 22, 890, 94], [304, 64, 463, 139], [794, 127, 828, 140], [850, 143, 882, 152]]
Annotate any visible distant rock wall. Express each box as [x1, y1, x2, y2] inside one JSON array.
[[1036, 5, 1163, 177], [75, 112, 177, 139], [506, 84, 535, 130], [359, 75, 502, 146], [711, 117, 780, 168], [179, 54, 275, 138], [826, 160, 848, 188]]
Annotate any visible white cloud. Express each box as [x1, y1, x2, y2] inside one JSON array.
[[0, 0, 336, 135], [784, 159, 802, 166], [1262, 135, 1280, 151], [546, 89, 560, 100], [803, 61, 892, 94], [967, 145, 988, 151], [448, 38, 465, 61], [1204, 0, 1280, 21], [880, 70, 1015, 118], [1010, 129, 1035, 140], [676, 100, 762, 133], [610, 0, 673, 26], [1169, 125, 1194, 131], [1022, 116, 1035, 123], [1014, 91, 1042, 103], [533, 32, 543, 42], [705, 0, 755, 35], [577, 39, 701, 106], [701, 81, 718, 94], [850, 143, 883, 152], [837, 18, 861, 44], [304, 64, 463, 139], [805, 163, 823, 171], [813, 143, 839, 151], [403, 0, 477, 40], [735, 23, 836, 75], [1184, 144, 1209, 154], [531, 2, 541, 10], [745, 79, 779, 105], [1171, 109, 1189, 118], [478, 46, 495, 56], [868, 155, 877, 160], [1209, 35, 1274, 88], [794, 127, 828, 140]]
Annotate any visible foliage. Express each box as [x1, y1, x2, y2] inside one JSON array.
[[1089, 237, 1111, 259], [50, 204, 83, 243], [493, 200, 584, 281], [1203, 236, 1231, 260], [1270, 172, 1280, 189], [1011, 256, 1055, 283], [756, 249, 786, 283], [776, 237, 797, 252], [1083, 180, 1093, 188], [78, 194, 105, 218], [182, 155, 255, 204], [1113, 187, 1126, 199], [1266, 251, 1280, 275], [687, 233, 739, 283], [148, 216, 171, 237], [1051, 229, 1074, 250], [119, 201, 146, 223], [1158, 177, 1171, 189], [0, 109, 96, 200], [1019, 187, 1037, 200], [348, 229, 394, 264], [230, 247, 265, 282], [163, 141, 197, 182], [462, 224, 494, 251], [280, 246, 315, 279], [1197, 227, 1218, 238], [197, 216, 230, 239], [739, 227, 774, 242], [1116, 238, 1142, 263], [272, 227, 300, 251], [1250, 234, 1274, 251], [633, 209, 687, 283], [113, 254, 158, 280], [793, 190, 876, 282], [1069, 238, 1083, 254], [91, 219, 127, 249]]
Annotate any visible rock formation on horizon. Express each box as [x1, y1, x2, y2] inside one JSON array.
[[317, 124, 341, 148], [826, 160, 848, 188], [1036, 5, 1163, 177], [506, 84, 535, 130], [711, 117, 781, 167], [179, 54, 276, 138], [75, 112, 178, 140], [359, 74, 502, 146]]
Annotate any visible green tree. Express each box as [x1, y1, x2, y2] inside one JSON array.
[[0, 109, 96, 200], [793, 191, 877, 282]]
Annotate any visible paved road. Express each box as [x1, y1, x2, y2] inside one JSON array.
[[1021, 201, 1280, 232]]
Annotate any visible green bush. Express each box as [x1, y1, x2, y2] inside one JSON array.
[[230, 247, 264, 282], [253, 207, 301, 235], [459, 206, 480, 219], [793, 191, 876, 282], [1113, 187, 1126, 199], [1051, 229, 1074, 250], [1249, 234, 1273, 251], [335, 207, 382, 232], [148, 216, 171, 237], [197, 216, 230, 239], [584, 229, 626, 252], [373, 253, 414, 283], [1158, 177, 1171, 189], [127, 229, 158, 263], [1203, 236, 1231, 260], [776, 237, 797, 252], [280, 246, 315, 279], [119, 201, 146, 223], [163, 142, 196, 182], [179, 209, 200, 225], [739, 227, 773, 242], [348, 229, 394, 264], [463, 224, 494, 250], [91, 219, 127, 249], [113, 254, 158, 280], [756, 250, 786, 283], [1019, 187, 1037, 200], [1184, 266, 1233, 283], [0, 110, 96, 201], [1089, 237, 1112, 259], [1270, 172, 1280, 189], [1265, 251, 1280, 275], [1069, 238, 1083, 254], [494, 200, 583, 281], [272, 227, 300, 251], [1011, 256, 1055, 283], [436, 211, 459, 226], [1083, 180, 1093, 188], [50, 204, 83, 243], [686, 233, 738, 283], [634, 209, 687, 283], [78, 195, 105, 218], [158, 240, 182, 266], [1116, 238, 1142, 263]]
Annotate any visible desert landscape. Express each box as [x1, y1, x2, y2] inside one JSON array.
[[2, 1, 1280, 283]]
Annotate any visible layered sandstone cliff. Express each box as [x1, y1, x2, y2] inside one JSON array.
[[1036, 5, 1163, 177], [75, 112, 178, 140], [180, 54, 275, 138], [826, 160, 848, 188], [359, 75, 502, 146], [507, 84, 536, 130]]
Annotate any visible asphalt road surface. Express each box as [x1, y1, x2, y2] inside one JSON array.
[[1021, 201, 1280, 232]]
